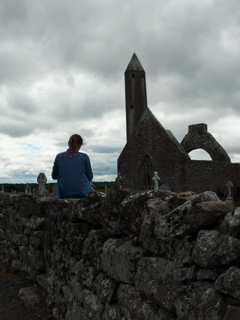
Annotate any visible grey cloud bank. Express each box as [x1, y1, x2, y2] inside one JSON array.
[[0, 0, 240, 183]]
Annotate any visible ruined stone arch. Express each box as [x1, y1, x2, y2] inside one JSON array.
[[141, 153, 154, 188], [181, 123, 230, 162]]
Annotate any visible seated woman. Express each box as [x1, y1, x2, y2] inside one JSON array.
[[52, 134, 94, 199]]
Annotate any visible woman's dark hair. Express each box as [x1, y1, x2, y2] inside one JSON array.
[[68, 134, 83, 150]]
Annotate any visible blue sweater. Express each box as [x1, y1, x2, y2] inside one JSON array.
[[51, 149, 93, 199]]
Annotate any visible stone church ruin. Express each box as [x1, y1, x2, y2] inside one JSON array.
[[118, 53, 240, 199]]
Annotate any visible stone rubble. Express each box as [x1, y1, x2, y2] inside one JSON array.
[[0, 190, 240, 319]]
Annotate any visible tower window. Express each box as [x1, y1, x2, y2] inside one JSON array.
[[132, 73, 134, 78], [131, 105, 133, 109]]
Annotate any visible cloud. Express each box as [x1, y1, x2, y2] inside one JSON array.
[[0, 0, 240, 183]]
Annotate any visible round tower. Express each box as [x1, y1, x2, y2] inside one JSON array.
[[125, 53, 148, 141]]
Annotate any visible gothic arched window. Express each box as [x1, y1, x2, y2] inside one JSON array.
[[141, 153, 153, 188]]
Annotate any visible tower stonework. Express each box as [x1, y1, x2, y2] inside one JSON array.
[[125, 53, 148, 141]]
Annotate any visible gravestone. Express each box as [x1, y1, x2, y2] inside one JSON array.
[[152, 171, 160, 191], [37, 173, 48, 195], [226, 181, 233, 201], [25, 183, 31, 194]]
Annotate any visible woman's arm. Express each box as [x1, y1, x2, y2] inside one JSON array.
[[85, 155, 93, 181], [51, 157, 59, 179]]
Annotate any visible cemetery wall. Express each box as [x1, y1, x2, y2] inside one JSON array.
[[1, 190, 240, 319], [184, 161, 240, 198]]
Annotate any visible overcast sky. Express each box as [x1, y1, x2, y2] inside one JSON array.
[[1, 0, 240, 184]]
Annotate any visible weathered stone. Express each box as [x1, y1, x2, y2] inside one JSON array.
[[186, 200, 234, 230], [197, 269, 218, 281], [71, 259, 97, 289], [27, 248, 45, 271], [154, 191, 220, 246], [70, 192, 104, 226], [82, 229, 108, 267], [134, 257, 176, 310], [93, 272, 117, 303], [101, 189, 136, 235], [62, 285, 73, 305], [19, 286, 46, 310], [173, 267, 196, 282], [192, 230, 240, 268], [140, 196, 172, 255], [65, 221, 92, 253], [68, 276, 83, 302], [10, 259, 21, 273], [28, 216, 46, 230], [198, 288, 227, 320], [215, 266, 240, 299], [82, 289, 104, 320], [173, 283, 219, 320], [224, 305, 240, 320], [36, 273, 48, 293], [118, 284, 170, 320], [119, 191, 168, 236], [29, 232, 44, 249], [170, 236, 194, 267], [101, 238, 145, 284], [9, 233, 28, 246], [19, 196, 41, 217], [220, 207, 240, 237], [102, 303, 120, 320], [65, 306, 86, 320]]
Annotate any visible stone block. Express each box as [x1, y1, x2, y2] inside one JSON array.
[[36, 273, 48, 293], [215, 266, 240, 299], [101, 189, 135, 235], [220, 207, 240, 237], [71, 259, 97, 289], [82, 229, 108, 266], [186, 200, 234, 230], [101, 238, 145, 284], [118, 284, 173, 320], [173, 267, 196, 281], [65, 221, 92, 254], [70, 192, 104, 226], [93, 272, 117, 303], [134, 257, 176, 309], [19, 286, 46, 311], [82, 289, 104, 320], [224, 305, 240, 320], [192, 230, 240, 268], [154, 191, 220, 248]]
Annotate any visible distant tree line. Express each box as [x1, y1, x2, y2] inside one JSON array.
[[0, 181, 114, 194]]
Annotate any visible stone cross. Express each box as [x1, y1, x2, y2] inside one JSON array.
[[226, 181, 233, 201], [152, 171, 160, 191], [25, 183, 30, 194], [37, 173, 47, 195], [105, 186, 108, 197]]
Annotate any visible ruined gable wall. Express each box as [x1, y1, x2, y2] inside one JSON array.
[[1, 191, 240, 319], [181, 123, 230, 162], [118, 108, 189, 191]]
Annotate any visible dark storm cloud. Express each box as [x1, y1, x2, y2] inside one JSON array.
[[0, 0, 240, 182]]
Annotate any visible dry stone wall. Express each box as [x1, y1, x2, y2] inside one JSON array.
[[1, 190, 240, 319]]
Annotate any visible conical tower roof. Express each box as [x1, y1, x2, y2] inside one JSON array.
[[125, 53, 145, 72]]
